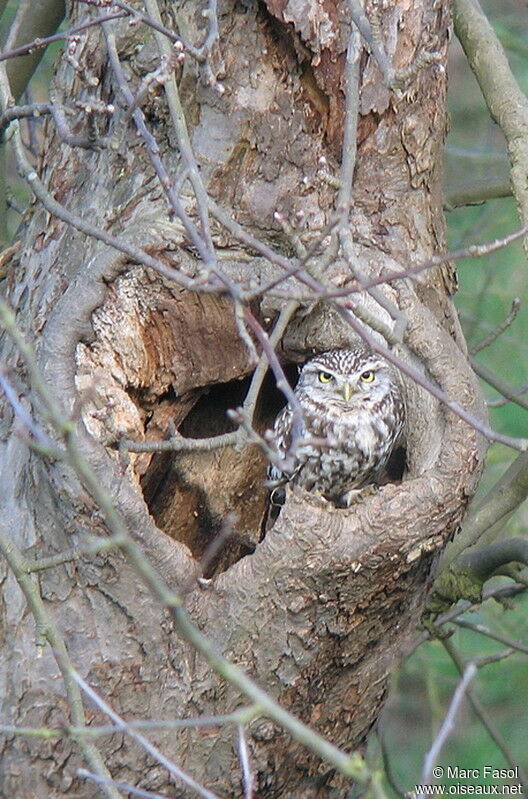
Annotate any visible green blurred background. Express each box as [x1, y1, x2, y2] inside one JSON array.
[[379, 1, 528, 793]]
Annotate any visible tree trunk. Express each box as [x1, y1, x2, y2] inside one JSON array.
[[0, 1, 486, 797]]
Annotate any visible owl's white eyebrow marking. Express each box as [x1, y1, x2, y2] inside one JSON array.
[[308, 363, 339, 376]]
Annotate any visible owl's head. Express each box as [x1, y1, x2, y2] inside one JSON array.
[[296, 347, 399, 406]]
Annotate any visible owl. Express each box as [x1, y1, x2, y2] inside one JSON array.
[[270, 347, 405, 505]]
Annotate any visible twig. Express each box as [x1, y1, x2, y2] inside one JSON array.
[[0, 370, 56, 449], [181, 513, 238, 592], [410, 584, 528, 653], [120, 430, 238, 454], [103, 26, 214, 269], [445, 178, 512, 209], [471, 357, 528, 412], [109, 0, 202, 62], [0, 707, 258, 739], [337, 306, 528, 452], [439, 451, 528, 569], [141, 0, 214, 254], [418, 662, 476, 795], [470, 298, 520, 354], [0, 526, 121, 799], [198, 0, 220, 61], [361, 224, 528, 292], [241, 299, 299, 421], [487, 384, 528, 409], [208, 198, 321, 295], [237, 725, 255, 799], [123, 43, 185, 121], [472, 648, 515, 668], [0, 11, 126, 63], [247, 222, 528, 304], [337, 27, 361, 213], [248, 214, 340, 298], [49, 100, 112, 149], [345, 0, 441, 91], [243, 308, 302, 415], [73, 671, 220, 799], [25, 548, 82, 573], [454, 0, 528, 237], [0, 100, 54, 130], [335, 25, 408, 343], [340, 236, 407, 344], [78, 769, 183, 799], [441, 637, 528, 790], [336, 24, 406, 343], [453, 618, 528, 655], [345, 0, 392, 84], [376, 727, 407, 799]]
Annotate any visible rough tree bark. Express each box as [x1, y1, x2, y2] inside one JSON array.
[[0, 0, 487, 797]]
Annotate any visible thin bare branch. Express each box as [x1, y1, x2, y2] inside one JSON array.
[[453, 618, 528, 656], [440, 452, 528, 569], [72, 671, 221, 799], [0, 11, 125, 63], [0, 707, 258, 740], [487, 383, 528, 409], [337, 307, 527, 452], [2, 0, 65, 101], [237, 725, 255, 799], [25, 548, 82, 573], [441, 638, 528, 790], [103, 25, 214, 268], [362, 224, 528, 292], [142, 0, 215, 253], [0, 526, 121, 799], [419, 662, 476, 795], [471, 298, 520, 355], [345, 0, 392, 83], [120, 430, 238, 454], [454, 0, 528, 240], [78, 769, 180, 799], [0, 370, 56, 449], [472, 648, 515, 668], [445, 178, 512, 209], [472, 357, 528, 412]]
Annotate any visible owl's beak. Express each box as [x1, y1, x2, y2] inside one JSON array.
[[342, 383, 353, 402]]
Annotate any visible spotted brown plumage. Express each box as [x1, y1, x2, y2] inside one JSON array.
[[270, 347, 405, 505]]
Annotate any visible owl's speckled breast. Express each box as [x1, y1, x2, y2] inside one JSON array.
[[269, 347, 405, 504]]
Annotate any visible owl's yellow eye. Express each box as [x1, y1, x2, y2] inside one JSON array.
[[318, 371, 333, 383], [360, 370, 375, 383]]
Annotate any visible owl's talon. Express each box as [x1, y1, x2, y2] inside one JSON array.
[[307, 491, 334, 510], [339, 484, 378, 508]]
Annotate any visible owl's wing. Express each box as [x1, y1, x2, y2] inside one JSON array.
[[269, 404, 309, 485], [268, 404, 295, 483]]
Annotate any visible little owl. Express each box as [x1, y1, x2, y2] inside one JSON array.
[[270, 347, 405, 506]]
